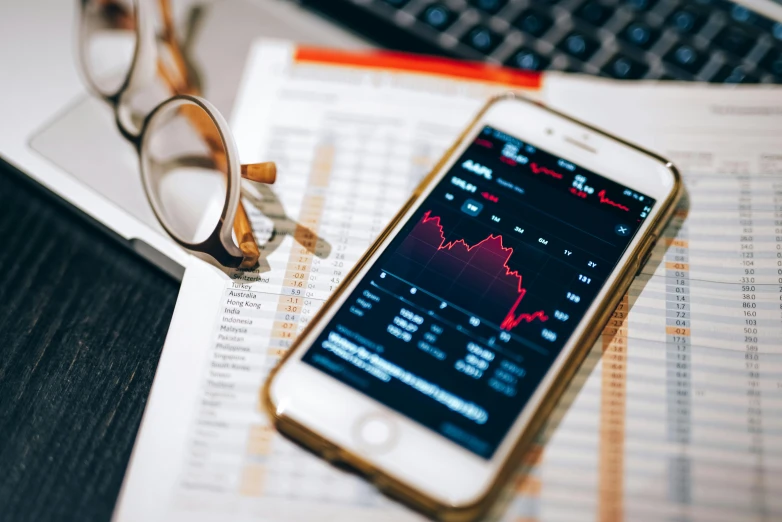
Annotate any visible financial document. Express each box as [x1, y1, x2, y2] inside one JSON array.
[[114, 41, 782, 522]]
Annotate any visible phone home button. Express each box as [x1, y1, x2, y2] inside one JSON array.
[[354, 414, 398, 453]]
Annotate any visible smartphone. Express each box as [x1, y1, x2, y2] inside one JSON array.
[[263, 95, 682, 520]]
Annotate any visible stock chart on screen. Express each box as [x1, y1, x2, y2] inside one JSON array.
[[303, 126, 656, 458]]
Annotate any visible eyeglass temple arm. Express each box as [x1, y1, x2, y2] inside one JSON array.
[[234, 204, 258, 269], [157, 0, 192, 93], [156, 0, 271, 268], [241, 162, 277, 184], [179, 104, 274, 269], [234, 163, 277, 268]]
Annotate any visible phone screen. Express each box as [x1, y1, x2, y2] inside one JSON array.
[[302, 126, 656, 459]]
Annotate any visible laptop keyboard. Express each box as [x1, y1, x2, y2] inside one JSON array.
[[301, 0, 782, 83]]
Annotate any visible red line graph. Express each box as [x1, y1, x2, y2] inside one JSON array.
[[597, 189, 629, 212], [420, 211, 548, 330], [529, 162, 564, 180]]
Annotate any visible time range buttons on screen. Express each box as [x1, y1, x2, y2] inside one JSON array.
[[437, 191, 612, 276], [474, 211, 608, 277], [460, 199, 484, 217]]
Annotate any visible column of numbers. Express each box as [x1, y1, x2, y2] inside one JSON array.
[[664, 208, 692, 509]]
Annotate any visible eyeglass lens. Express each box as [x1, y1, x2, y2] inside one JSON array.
[[81, 0, 138, 96], [141, 99, 231, 245]]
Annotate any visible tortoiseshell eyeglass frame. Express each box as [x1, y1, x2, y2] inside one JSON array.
[[76, 0, 275, 268]]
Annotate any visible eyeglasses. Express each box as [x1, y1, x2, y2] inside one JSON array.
[[76, 0, 276, 268]]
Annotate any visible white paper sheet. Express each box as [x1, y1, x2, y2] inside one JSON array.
[[114, 40, 782, 522]]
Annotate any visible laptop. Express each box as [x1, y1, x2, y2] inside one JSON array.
[[0, 0, 780, 278], [303, 0, 782, 82]]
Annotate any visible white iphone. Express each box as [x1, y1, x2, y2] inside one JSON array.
[[264, 94, 682, 521]]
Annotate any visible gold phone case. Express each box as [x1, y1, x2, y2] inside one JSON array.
[[262, 93, 684, 521]]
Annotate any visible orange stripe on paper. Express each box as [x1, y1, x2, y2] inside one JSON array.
[[294, 46, 542, 89], [267, 347, 287, 358], [516, 475, 542, 496], [598, 295, 628, 522], [239, 464, 266, 497], [666, 326, 690, 336], [664, 238, 689, 248]]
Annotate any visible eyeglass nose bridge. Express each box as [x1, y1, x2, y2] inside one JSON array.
[[113, 91, 151, 145]]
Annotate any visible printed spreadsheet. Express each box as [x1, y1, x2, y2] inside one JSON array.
[[114, 41, 782, 522]]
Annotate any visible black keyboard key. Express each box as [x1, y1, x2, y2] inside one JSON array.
[[575, 1, 613, 26], [715, 27, 757, 57], [663, 43, 707, 74], [729, 4, 757, 25], [667, 8, 706, 35], [419, 4, 457, 30], [462, 25, 502, 54], [759, 48, 782, 77], [620, 22, 660, 50], [469, 0, 507, 15], [624, 0, 657, 11], [505, 47, 550, 71], [602, 54, 649, 78], [513, 10, 553, 38], [558, 31, 600, 61], [381, 0, 410, 7], [712, 64, 760, 83]]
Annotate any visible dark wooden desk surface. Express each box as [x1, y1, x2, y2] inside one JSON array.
[[0, 163, 179, 522]]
